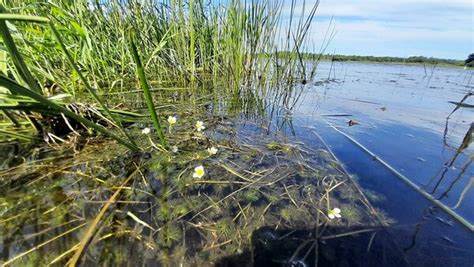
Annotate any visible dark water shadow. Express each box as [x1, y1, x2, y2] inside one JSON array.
[[215, 225, 416, 267]]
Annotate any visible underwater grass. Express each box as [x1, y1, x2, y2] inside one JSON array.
[[0, 104, 394, 265], [68, 168, 139, 266]]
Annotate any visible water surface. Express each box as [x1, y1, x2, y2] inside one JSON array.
[[0, 62, 473, 266]]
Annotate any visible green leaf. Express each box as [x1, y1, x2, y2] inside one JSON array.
[[70, 21, 86, 37], [129, 32, 166, 147], [0, 75, 139, 151]]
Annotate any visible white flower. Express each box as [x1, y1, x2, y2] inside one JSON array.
[[195, 121, 206, 132], [328, 208, 341, 219], [193, 166, 205, 179], [142, 127, 151, 135], [168, 116, 177, 125], [207, 146, 218, 155], [171, 146, 178, 153]]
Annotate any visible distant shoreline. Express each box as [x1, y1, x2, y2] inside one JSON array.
[[317, 59, 468, 69], [275, 52, 471, 69]]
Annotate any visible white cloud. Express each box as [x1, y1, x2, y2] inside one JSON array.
[[280, 0, 473, 59]]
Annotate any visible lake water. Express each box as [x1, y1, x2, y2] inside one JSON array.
[[0, 62, 473, 266], [261, 61, 474, 265], [298, 62, 473, 219]]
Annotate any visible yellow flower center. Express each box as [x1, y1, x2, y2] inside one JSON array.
[[168, 116, 176, 124]]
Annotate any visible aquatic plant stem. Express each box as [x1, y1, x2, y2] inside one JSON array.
[[3, 222, 88, 265], [129, 33, 167, 147], [68, 168, 139, 266], [310, 128, 386, 225], [326, 122, 473, 231]]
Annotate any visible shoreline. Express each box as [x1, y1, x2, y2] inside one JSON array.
[[316, 59, 470, 69]]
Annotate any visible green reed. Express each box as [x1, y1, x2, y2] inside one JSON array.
[[0, 0, 320, 149], [2, 0, 318, 89], [129, 33, 166, 146], [0, 11, 139, 150]]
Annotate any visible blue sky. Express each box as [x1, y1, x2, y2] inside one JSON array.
[[281, 0, 473, 59]]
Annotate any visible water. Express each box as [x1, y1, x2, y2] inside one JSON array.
[[298, 62, 473, 220], [267, 61, 474, 265], [0, 62, 473, 266]]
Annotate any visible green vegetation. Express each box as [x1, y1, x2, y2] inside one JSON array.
[[0, 118, 389, 265], [465, 53, 474, 67], [0, 1, 387, 265], [276, 52, 466, 67], [0, 0, 319, 146], [4, 0, 469, 265]]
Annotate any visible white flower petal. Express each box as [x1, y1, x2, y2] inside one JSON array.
[[328, 213, 335, 219], [335, 213, 342, 218], [333, 208, 341, 214], [208, 147, 218, 155], [196, 121, 206, 132], [168, 116, 177, 124], [193, 166, 205, 179]]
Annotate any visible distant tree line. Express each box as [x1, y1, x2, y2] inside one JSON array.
[[274, 52, 472, 67], [465, 53, 474, 67]]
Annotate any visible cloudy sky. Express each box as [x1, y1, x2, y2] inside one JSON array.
[[282, 0, 473, 59]]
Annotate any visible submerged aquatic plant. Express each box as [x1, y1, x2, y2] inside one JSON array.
[[0, 118, 392, 265], [340, 205, 363, 225]]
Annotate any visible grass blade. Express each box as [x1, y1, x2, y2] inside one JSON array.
[[0, 8, 43, 93], [0, 75, 139, 151], [129, 33, 166, 146], [48, 22, 138, 148], [0, 13, 50, 23]]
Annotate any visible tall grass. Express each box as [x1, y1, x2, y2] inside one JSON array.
[[0, 0, 321, 148], [0, 12, 139, 150], [2, 0, 318, 90], [129, 33, 166, 146]]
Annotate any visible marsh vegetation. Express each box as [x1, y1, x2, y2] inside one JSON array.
[[0, 0, 472, 266]]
